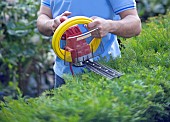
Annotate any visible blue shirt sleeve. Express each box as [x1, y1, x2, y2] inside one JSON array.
[[108, 0, 136, 14], [41, 0, 50, 7]]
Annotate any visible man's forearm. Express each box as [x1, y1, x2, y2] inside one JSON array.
[[37, 14, 53, 36], [109, 15, 141, 38]]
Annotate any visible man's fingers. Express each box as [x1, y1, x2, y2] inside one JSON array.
[[61, 11, 71, 17], [87, 21, 98, 28], [91, 28, 101, 38], [60, 16, 67, 23], [91, 16, 98, 20], [52, 18, 60, 33], [54, 18, 60, 24], [52, 11, 71, 33]]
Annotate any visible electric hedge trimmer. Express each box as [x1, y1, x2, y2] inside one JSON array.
[[52, 16, 122, 79]]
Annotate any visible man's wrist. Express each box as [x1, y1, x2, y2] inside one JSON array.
[[108, 20, 120, 34]]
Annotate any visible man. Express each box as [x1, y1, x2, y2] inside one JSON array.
[[37, 0, 141, 88]]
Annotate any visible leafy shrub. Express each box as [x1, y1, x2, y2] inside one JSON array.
[[1, 0, 170, 98], [0, 0, 54, 97], [0, 11, 170, 122]]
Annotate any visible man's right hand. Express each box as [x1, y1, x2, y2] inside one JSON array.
[[37, 6, 71, 36], [51, 11, 71, 33]]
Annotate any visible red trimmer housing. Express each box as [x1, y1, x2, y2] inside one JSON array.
[[64, 25, 93, 66]]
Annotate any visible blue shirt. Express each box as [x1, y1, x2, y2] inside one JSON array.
[[41, 0, 136, 77]]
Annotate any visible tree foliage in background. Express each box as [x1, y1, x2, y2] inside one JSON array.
[[0, 0, 54, 97], [136, 0, 170, 21]]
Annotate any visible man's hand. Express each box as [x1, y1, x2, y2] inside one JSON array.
[[87, 16, 110, 38], [37, 5, 71, 36], [87, 9, 141, 38], [51, 11, 71, 33]]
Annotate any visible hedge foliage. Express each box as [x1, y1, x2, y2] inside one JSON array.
[[0, 11, 170, 122], [0, 0, 170, 97]]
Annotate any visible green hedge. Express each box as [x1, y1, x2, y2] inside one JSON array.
[[1, 0, 170, 97], [0, 11, 170, 122]]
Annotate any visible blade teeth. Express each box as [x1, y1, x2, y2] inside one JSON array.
[[85, 60, 122, 79]]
